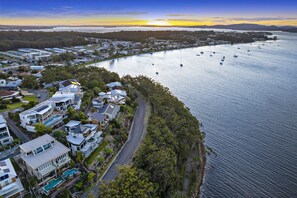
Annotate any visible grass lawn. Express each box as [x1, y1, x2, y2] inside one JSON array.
[[23, 95, 37, 102], [0, 96, 37, 113], [0, 102, 23, 113], [85, 141, 108, 166]]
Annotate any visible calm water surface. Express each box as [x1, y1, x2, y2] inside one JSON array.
[[92, 32, 297, 197]]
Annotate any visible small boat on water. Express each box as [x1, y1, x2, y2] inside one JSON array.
[[223, 56, 225, 59], [200, 51, 204, 54], [210, 54, 213, 57], [220, 62, 223, 65], [233, 55, 238, 58], [213, 52, 216, 54], [156, 72, 159, 75], [221, 59, 224, 62], [196, 54, 200, 56], [237, 47, 240, 49], [180, 64, 183, 67], [247, 50, 250, 52], [152, 63, 154, 65]]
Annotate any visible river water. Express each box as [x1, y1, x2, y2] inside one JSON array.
[[92, 31, 297, 197]]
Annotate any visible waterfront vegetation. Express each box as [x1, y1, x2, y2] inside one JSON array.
[[37, 65, 204, 197], [98, 75, 204, 197], [0, 30, 272, 51]]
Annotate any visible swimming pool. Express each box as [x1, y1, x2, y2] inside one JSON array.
[[44, 115, 62, 127], [43, 178, 63, 193], [62, 168, 79, 179]]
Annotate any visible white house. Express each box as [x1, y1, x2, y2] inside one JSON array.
[[65, 121, 103, 157], [19, 100, 64, 132], [98, 89, 127, 105], [0, 115, 13, 146], [19, 134, 70, 180], [19, 85, 82, 132], [0, 159, 24, 198], [92, 97, 104, 109]]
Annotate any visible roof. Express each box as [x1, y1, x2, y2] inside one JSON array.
[[19, 134, 54, 153], [0, 159, 16, 177], [83, 124, 98, 131], [0, 90, 16, 97], [60, 79, 80, 88], [90, 112, 106, 122], [20, 100, 54, 116], [105, 104, 120, 115], [106, 82, 122, 88], [110, 89, 127, 97], [0, 115, 6, 124], [66, 135, 85, 145], [98, 104, 109, 114], [20, 135, 70, 169], [65, 120, 81, 128]]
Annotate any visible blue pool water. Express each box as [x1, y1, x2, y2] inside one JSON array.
[[43, 178, 63, 193], [62, 168, 79, 179], [44, 115, 61, 127]]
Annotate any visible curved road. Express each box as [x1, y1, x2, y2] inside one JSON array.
[[102, 95, 149, 181]]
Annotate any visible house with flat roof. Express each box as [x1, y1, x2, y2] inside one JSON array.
[[0, 159, 24, 198], [18, 134, 70, 181], [65, 121, 103, 157], [0, 115, 13, 146], [19, 100, 64, 132], [98, 104, 120, 120]]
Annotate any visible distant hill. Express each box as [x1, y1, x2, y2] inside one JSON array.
[[189, 23, 297, 33]]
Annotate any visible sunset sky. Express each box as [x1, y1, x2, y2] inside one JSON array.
[[1, 0, 297, 26]]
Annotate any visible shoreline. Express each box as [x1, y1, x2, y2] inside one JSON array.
[[87, 39, 271, 69], [195, 138, 206, 197], [85, 39, 271, 197]]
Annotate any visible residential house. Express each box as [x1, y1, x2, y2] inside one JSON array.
[[98, 104, 120, 120], [0, 79, 22, 90], [65, 121, 103, 157], [0, 90, 19, 100], [90, 112, 109, 129], [19, 134, 70, 180], [106, 82, 122, 89], [19, 100, 64, 132], [92, 97, 104, 109], [0, 115, 13, 146], [0, 159, 24, 198], [99, 89, 127, 104]]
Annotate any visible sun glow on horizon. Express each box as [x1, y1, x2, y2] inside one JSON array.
[[147, 20, 171, 26]]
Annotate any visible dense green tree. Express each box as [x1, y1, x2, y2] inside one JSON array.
[[99, 166, 155, 198], [34, 123, 51, 134], [21, 75, 39, 89], [52, 130, 67, 144], [75, 151, 84, 163]]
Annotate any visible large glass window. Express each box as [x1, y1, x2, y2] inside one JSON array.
[[34, 146, 43, 155]]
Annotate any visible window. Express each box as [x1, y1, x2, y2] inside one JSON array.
[[43, 143, 52, 150], [3, 139, 10, 143], [33, 147, 43, 155], [0, 174, 8, 181]]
